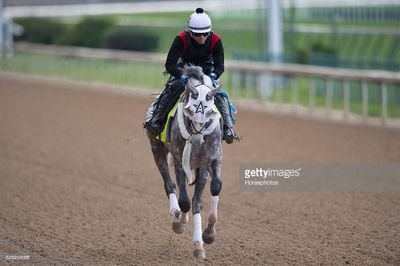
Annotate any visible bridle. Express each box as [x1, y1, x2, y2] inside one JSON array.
[[189, 120, 209, 135]]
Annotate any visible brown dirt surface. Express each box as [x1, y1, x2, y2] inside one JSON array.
[[1, 73, 400, 265]]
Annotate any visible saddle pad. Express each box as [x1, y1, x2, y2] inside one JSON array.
[[156, 101, 179, 143]]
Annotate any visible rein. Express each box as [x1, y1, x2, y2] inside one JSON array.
[[189, 120, 209, 135]]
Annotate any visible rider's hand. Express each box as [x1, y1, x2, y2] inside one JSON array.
[[209, 73, 217, 82], [180, 75, 189, 85], [209, 73, 219, 87]]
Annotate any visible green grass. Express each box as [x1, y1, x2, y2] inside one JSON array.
[[0, 52, 165, 90]]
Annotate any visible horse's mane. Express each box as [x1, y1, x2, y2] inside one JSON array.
[[183, 65, 204, 83]]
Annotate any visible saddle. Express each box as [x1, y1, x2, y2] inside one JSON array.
[[156, 100, 179, 143]]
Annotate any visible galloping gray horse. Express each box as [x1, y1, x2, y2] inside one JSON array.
[[145, 65, 223, 260]]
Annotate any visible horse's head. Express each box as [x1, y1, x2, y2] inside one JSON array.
[[182, 66, 219, 124]]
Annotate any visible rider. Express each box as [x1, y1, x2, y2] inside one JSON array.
[[144, 8, 238, 144]]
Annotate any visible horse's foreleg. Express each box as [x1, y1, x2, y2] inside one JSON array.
[[192, 168, 208, 260], [169, 193, 180, 216], [171, 160, 190, 234], [203, 160, 222, 245], [174, 160, 191, 214], [202, 196, 218, 245], [193, 213, 205, 260]]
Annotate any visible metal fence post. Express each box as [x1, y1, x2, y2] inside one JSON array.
[[362, 80, 369, 122], [343, 80, 350, 121], [326, 78, 333, 118], [291, 76, 298, 115], [0, 0, 3, 58], [309, 77, 316, 114], [381, 82, 388, 126]]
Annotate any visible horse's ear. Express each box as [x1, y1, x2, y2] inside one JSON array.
[[208, 85, 220, 97], [185, 79, 197, 94]]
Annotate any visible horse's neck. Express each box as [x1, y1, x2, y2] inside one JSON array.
[[176, 102, 191, 140]]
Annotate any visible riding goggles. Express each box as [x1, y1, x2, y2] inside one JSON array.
[[192, 32, 210, 37]]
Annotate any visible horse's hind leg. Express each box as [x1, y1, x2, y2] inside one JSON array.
[[203, 160, 222, 245], [192, 168, 208, 260], [149, 138, 179, 216]]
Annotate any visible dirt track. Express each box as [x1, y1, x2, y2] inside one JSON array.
[[1, 73, 400, 265]]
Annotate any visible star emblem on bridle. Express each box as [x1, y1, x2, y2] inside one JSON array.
[[194, 102, 207, 114]]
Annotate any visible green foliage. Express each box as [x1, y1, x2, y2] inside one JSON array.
[[311, 42, 336, 54], [14, 18, 67, 44], [13, 11, 400, 70], [295, 42, 337, 65], [14, 16, 159, 52], [103, 26, 159, 52], [296, 47, 309, 64], [57, 17, 114, 47]]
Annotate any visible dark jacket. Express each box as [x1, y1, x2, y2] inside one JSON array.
[[165, 31, 225, 79]]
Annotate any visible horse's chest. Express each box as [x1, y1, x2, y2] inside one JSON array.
[[190, 137, 220, 165], [189, 146, 209, 164], [170, 136, 220, 166]]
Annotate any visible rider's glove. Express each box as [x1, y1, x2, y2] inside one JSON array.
[[180, 75, 189, 85], [209, 73, 219, 87]]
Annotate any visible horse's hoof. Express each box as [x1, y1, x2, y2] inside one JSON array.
[[193, 242, 206, 260], [193, 249, 206, 260], [172, 217, 186, 234], [202, 224, 215, 244], [180, 212, 189, 224]]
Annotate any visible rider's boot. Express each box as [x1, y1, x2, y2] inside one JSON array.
[[214, 93, 238, 144], [145, 79, 184, 136]]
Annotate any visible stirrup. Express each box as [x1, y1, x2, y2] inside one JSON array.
[[223, 127, 239, 144]]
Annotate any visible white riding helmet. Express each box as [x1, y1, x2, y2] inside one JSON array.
[[187, 8, 212, 33]]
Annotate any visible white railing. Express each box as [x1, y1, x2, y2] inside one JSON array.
[[7, 42, 400, 128], [226, 61, 400, 128]]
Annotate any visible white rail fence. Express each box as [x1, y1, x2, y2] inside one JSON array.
[[4, 42, 400, 128]]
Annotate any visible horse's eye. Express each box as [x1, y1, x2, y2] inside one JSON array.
[[206, 94, 212, 101], [191, 93, 198, 100]]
